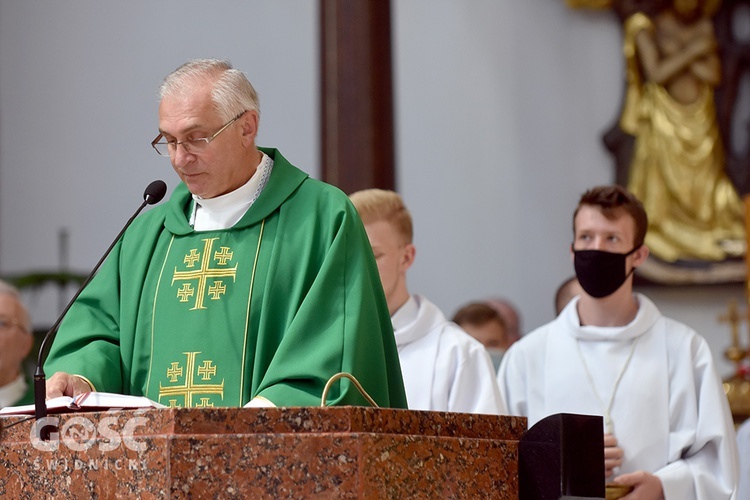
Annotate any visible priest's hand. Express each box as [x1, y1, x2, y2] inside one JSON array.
[[611, 470, 664, 499], [47, 372, 93, 399], [604, 433, 623, 478]]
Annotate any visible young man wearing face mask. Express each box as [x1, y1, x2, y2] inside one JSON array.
[[497, 185, 739, 499]]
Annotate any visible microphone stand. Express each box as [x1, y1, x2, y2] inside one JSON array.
[[33, 180, 166, 440]]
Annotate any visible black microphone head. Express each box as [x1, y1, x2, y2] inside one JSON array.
[[144, 180, 167, 205]]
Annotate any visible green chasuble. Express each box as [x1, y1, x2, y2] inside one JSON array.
[[14, 371, 35, 406], [45, 148, 407, 409]]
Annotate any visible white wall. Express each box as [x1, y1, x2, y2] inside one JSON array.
[[0, 0, 318, 325], [0, 1, 744, 378]]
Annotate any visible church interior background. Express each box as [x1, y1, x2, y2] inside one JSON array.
[[0, 1, 748, 423]]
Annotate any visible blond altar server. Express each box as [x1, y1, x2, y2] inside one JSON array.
[[498, 185, 738, 499], [351, 189, 505, 414]]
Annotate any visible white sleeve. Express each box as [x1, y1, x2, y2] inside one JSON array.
[[657, 337, 739, 500], [447, 342, 507, 415], [737, 419, 750, 500]]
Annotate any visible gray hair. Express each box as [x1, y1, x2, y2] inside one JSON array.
[[0, 279, 21, 298], [158, 58, 260, 122], [0, 279, 31, 333]]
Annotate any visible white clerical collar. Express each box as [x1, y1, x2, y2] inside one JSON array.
[[190, 152, 272, 231], [562, 293, 659, 341], [391, 294, 419, 331], [0, 373, 27, 408]]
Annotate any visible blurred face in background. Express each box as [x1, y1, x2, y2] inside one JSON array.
[[363, 219, 415, 315], [0, 293, 32, 384]]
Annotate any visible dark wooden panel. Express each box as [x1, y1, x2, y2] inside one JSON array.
[[320, 0, 395, 193]]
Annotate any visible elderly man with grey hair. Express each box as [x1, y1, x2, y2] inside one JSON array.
[[0, 280, 34, 408], [43, 59, 406, 410]]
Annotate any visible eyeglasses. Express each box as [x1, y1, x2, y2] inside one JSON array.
[[0, 316, 29, 334], [151, 111, 246, 157]]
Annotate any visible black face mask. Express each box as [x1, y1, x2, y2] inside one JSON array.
[[573, 246, 639, 299]]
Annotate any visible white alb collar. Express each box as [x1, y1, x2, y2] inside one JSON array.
[[561, 293, 660, 342], [190, 152, 271, 230]]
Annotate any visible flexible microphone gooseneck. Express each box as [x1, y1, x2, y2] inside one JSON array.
[[33, 180, 167, 439]]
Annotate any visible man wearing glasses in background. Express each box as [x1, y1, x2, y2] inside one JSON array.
[[44, 58, 407, 410], [0, 280, 34, 408]]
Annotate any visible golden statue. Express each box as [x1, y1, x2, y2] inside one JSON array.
[[619, 0, 745, 264]]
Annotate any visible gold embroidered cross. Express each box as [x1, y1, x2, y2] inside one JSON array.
[[159, 352, 224, 408], [183, 249, 200, 267], [176, 283, 194, 303], [214, 246, 233, 265], [172, 238, 238, 310], [207, 281, 227, 300], [166, 362, 183, 383], [197, 360, 217, 380]]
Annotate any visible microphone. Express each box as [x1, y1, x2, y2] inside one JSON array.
[[33, 180, 167, 439]]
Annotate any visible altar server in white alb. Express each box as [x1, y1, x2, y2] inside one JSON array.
[[350, 189, 505, 414], [736, 417, 750, 499], [497, 185, 738, 499]]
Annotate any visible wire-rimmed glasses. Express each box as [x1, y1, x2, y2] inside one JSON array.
[[151, 111, 246, 157]]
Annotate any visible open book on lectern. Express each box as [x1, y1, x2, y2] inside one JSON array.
[[0, 392, 165, 416]]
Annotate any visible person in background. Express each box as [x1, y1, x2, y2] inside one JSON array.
[[350, 188, 505, 414], [44, 58, 407, 410], [485, 297, 522, 343], [452, 302, 511, 371], [737, 418, 750, 499], [554, 276, 583, 316], [497, 185, 738, 499], [0, 280, 34, 408]]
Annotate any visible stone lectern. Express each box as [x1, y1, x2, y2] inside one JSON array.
[[1, 406, 527, 498]]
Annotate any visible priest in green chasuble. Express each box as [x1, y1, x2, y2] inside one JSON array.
[[44, 59, 407, 409]]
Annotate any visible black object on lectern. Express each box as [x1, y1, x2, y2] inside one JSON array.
[[519, 413, 605, 500]]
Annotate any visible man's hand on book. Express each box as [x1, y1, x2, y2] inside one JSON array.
[[47, 372, 93, 399]]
